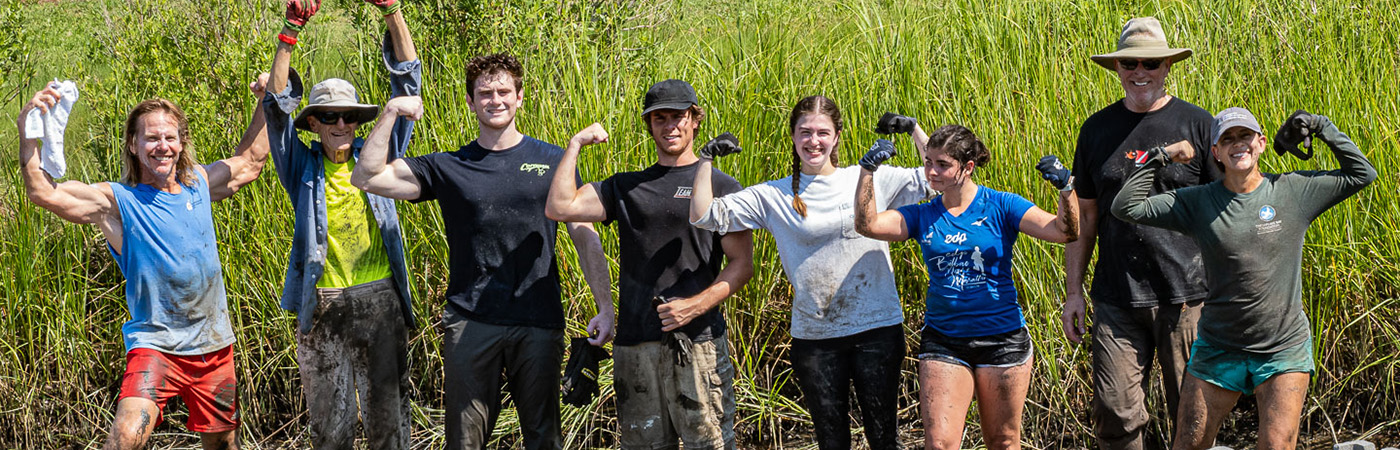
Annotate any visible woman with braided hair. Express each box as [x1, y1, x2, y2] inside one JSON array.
[[689, 95, 931, 450]]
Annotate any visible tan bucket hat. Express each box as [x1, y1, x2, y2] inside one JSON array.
[[293, 78, 381, 131], [1090, 17, 1193, 71]]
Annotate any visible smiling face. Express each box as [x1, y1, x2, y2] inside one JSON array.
[[646, 108, 698, 158], [1115, 58, 1172, 110], [469, 72, 524, 131], [791, 113, 840, 174], [1212, 126, 1266, 175], [307, 107, 360, 155], [131, 112, 184, 185]]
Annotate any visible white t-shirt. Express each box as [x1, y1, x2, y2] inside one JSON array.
[[693, 165, 932, 339]]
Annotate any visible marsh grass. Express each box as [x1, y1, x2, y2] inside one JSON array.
[[1, 0, 1396, 448]]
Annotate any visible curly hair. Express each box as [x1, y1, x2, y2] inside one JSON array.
[[926, 124, 990, 170], [786, 95, 843, 217], [121, 98, 197, 187], [464, 53, 524, 99]]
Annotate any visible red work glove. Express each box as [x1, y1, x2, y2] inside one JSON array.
[[284, 0, 320, 31], [364, 0, 400, 15]]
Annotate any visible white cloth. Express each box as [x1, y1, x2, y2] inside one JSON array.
[[692, 165, 933, 340], [24, 80, 79, 179]]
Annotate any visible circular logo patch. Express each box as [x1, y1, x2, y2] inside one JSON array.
[[1259, 205, 1276, 221]]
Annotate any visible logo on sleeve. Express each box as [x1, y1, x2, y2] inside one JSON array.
[[519, 163, 551, 176], [1124, 149, 1151, 167], [674, 186, 693, 199]]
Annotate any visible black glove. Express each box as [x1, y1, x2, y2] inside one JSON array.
[[1036, 155, 1072, 191], [697, 132, 742, 159], [859, 139, 897, 171], [664, 331, 694, 367], [1273, 109, 1327, 161], [561, 337, 611, 407], [874, 112, 917, 135]]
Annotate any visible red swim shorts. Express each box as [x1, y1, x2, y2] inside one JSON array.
[[118, 345, 238, 433]]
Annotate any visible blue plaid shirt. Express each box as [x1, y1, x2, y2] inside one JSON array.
[[263, 33, 421, 333]]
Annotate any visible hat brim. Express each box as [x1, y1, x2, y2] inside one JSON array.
[[641, 101, 696, 117], [1090, 48, 1193, 71], [294, 102, 381, 131]]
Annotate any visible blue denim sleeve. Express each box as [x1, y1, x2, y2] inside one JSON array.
[[382, 31, 422, 161], [265, 68, 310, 195]]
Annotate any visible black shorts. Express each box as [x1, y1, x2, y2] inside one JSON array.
[[917, 326, 1032, 368]]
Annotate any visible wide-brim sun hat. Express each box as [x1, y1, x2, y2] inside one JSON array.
[[1090, 17, 1193, 71], [293, 78, 381, 131]]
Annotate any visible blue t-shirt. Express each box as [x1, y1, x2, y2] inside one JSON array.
[[897, 185, 1034, 337], [107, 171, 236, 355]]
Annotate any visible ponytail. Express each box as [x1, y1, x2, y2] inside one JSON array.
[[791, 153, 808, 217]]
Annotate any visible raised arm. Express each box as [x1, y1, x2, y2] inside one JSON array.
[[853, 140, 910, 241], [1110, 142, 1194, 230], [544, 124, 608, 222], [875, 112, 928, 163], [1018, 155, 1079, 243], [378, 1, 418, 63], [658, 229, 754, 332], [206, 75, 270, 202], [688, 132, 742, 224], [1283, 114, 1377, 217], [566, 221, 615, 346], [19, 87, 118, 226], [351, 96, 423, 200]]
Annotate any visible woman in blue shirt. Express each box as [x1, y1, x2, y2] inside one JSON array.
[[854, 124, 1079, 449]]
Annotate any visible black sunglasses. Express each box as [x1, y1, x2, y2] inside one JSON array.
[[1118, 58, 1164, 71], [314, 110, 357, 125]]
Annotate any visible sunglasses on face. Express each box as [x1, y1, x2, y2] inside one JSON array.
[[314, 111, 356, 125], [1118, 58, 1164, 71]]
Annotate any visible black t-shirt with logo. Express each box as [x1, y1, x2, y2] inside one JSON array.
[[597, 162, 743, 345], [404, 136, 579, 328], [1071, 97, 1220, 308]]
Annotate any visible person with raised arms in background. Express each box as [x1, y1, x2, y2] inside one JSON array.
[[261, 0, 421, 447], [18, 78, 269, 449], [688, 97, 930, 450], [1062, 17, 1221, 448], [351, 52, 612, 450], [544, 78, 754, 450], [1112, 108, 1374, 450], [854, 124, 1079, 450]]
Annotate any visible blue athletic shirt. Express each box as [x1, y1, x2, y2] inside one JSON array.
[[107, 171, 235, 355], [897, 185, 1034, 337]]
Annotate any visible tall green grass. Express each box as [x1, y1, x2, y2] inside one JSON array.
[[1, 0, 1396, 448]]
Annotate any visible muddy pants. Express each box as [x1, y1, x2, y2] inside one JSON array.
[[790, 325, 904, 450], [296, 278, 410, 450], [1091, 299, 1201, 450], [441, 307, 564, 450], [613, 334, 737, 450]]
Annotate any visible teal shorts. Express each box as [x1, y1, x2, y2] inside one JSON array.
[[1186, 337, 1314, 396]]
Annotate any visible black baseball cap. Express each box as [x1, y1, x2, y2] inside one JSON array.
[[642, 79, 698, 116]]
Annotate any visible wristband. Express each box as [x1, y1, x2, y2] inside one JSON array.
[[1060, 176, 1075, 193], [277, 33, 298, 46], [283, 19, 305, 32], [380, 2, 401, 16]]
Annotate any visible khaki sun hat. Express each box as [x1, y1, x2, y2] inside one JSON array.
[[293, 78, 381, 131], [1090, 17, 1193, 71]]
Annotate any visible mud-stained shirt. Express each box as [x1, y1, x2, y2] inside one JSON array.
[[107, 171, 235, 355], [1112, 122, 1375, 353], [693, 165, 932, 340]]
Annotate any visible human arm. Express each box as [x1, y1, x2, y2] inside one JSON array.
[[1109, 145, 1193, 231], [205, 74, 270, 201], [351, 96, 423, 200], [658, 230, 754, 332], [380, 3, 418, 63], [1284, 114, 1377, 218], [544, 124, 608, 222], [18, 87, 118, 226], [875, 112, 929, 163], [853, 139, 911, 241], [1060, 197, 1096, 344], [1019, 155, 1079, 243], [566, 221, 615, 345]]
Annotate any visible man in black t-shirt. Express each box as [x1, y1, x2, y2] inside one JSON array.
[[1061, 17, 1219, 449], [353, 53, 613, 450], [546, 79, 753, 449]]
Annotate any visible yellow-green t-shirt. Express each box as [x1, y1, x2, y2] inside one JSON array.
[[318, 156, 392, 288]]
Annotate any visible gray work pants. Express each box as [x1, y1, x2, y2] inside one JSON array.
[[441, 307, 564, 450], [296, 278, 411, 450], [1091, 299, 1202, 450]]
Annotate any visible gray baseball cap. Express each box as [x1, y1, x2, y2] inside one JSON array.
[[1212, 107, 1263, 145]]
